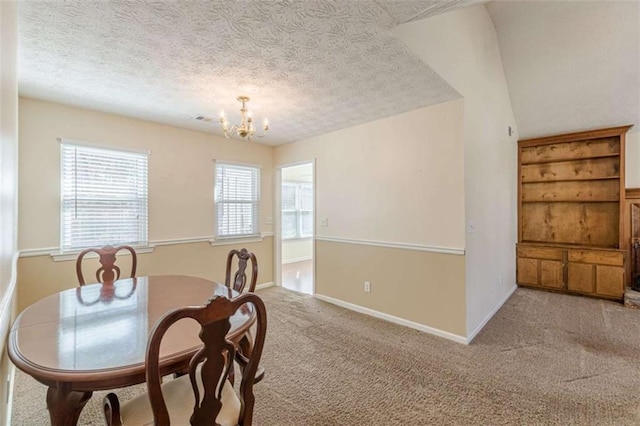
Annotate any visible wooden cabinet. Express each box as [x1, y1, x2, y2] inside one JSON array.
[[517, 244, 626, 300], [516, 245, 564, 289], [517, 125, 632, 301]]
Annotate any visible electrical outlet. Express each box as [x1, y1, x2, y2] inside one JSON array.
[[265, 216, 273, 225], [320, 217, 328, 227], [364, 281, 371, 293], [499, 274, 503, 287]]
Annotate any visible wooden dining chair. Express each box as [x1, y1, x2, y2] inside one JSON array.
[[76, 244, 138, 286], [225, 248, 258, 293], [103, 292, 267, 426]]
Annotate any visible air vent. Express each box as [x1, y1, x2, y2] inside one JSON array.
[[194, 115, 213, 123]]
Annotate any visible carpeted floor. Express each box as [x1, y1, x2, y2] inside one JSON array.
[[11, 286, 640, 425]]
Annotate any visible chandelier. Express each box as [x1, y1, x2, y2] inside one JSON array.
[[219, 96, 269, 141]]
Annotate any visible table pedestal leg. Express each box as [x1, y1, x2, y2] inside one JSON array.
[[46, 384, 93, 426]]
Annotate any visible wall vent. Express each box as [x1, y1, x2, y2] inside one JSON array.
[[194, 115, 213, 122]]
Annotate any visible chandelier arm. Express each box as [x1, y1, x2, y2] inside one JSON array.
[[218, 96, 269, 141]]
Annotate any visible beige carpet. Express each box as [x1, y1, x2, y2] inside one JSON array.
[[11, 287, 640, 425]]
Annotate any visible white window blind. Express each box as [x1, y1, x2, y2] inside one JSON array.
[[281, 182, 313, 239], [61, 143, 149, 252], [215, 163, 260, 238]]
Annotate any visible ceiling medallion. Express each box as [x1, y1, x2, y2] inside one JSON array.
[[219, 96, 269, 142]]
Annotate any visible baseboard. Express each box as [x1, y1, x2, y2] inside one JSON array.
[[314, 294, 468, 345], [466, 285, 517, 344], [255, 282, 275, 291], [282, 256, 312, 265], [4, 365, 15, 426]]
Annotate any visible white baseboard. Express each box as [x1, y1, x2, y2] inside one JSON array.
[[314, 294, 468, 345], [255, 282, 275, 291], [466, 285, 517, 344], [282, 256, 312, 265], [4, 365, 15, 426]]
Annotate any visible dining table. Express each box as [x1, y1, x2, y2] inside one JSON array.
[[7, 275, 256, 426]]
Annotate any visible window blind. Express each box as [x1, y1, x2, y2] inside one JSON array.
[[281, 182, 313, 239], [61, 143, 149, 251], [300, 183, 314, 237], [215, 163, 260, 238], [282, 183, 298, 239]]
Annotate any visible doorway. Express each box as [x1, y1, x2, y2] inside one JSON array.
[[278, 162, 314, 295]]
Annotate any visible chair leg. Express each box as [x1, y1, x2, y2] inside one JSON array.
[[103, 393, 123, 426]]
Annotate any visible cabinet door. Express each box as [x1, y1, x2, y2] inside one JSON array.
[[567, 263, 595, 293], [540, 260, 564, 289], [595, 265, 625, 298], [517, 257, 538, 286]]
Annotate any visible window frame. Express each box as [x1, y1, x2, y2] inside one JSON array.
[[59, 140, 149, 253], [214, 161, 261, 240]]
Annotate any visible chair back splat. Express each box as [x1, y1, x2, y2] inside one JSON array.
[[75, 245, 137, 286], [225, 248, 258, 293], [102, 293, 267, 426]]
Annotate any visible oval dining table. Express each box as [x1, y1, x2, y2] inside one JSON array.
[[7, 275, 255, 426]]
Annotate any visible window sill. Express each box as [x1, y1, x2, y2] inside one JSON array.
[[51, 245, 155, 262], [210, 232, 272, 247]]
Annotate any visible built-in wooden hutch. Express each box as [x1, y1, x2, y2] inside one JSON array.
[[626, 188, 640, 291], [516, 125, 633, 301]]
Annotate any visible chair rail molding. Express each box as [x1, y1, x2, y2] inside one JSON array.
[[315, 235, 465, 256], [18, 232, 276, 259]]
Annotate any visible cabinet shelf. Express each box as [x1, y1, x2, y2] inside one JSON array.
[[517, 125, 632, 301], [520, 152, 621, 166], [521, 200, 619, 203], [522, 176, 619, 184]]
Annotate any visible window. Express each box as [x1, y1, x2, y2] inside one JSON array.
[[61, 142, 149, 251], [282, 182, 313, 240], [215, 162, 260, 238]]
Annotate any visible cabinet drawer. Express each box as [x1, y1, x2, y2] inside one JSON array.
[[517, 245, 564, 260], [567, 249, 624, 266]]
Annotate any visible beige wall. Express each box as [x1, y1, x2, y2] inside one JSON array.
[[0, 1, 19, 423], [282, 238, 313, 263], [317, 241, 466, 336], [18, 98, 274, 309], [396, 4, 519, 337], [18, 239, 273, 311], [19, 97, 274, 248], [627, 131, 640, 188], [275, 99, 467, 337], [276, 99, 465, 248]]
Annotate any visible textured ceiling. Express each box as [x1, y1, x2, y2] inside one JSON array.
[[486, 1, 639, 139], [18, 0, 477, 145]]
